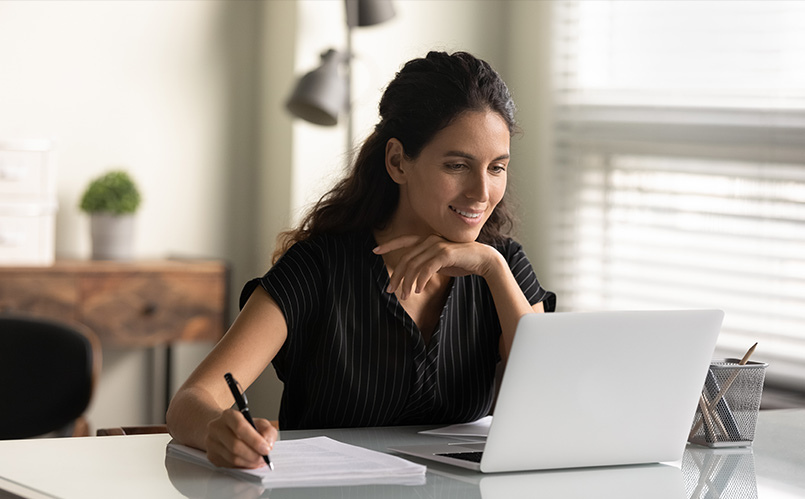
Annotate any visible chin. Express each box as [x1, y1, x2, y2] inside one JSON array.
[[441, 229, 483, 244]]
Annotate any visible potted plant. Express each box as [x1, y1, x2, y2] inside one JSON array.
[[79, 170, 142, 260]]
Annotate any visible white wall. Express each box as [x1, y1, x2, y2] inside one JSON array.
[[1, 2, 246, 261], [0, 0, 552, 428], [504, 0, 555, 279], [0, 0, 265, 428]]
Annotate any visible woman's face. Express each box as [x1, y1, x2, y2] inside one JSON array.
[[389, 110, 510, 243]]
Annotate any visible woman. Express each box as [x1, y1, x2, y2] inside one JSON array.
[[166, 51, 555, 469]]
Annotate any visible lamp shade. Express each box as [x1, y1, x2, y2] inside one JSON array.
[[345, 0, 395, 28], [286, 49, 348, 126]]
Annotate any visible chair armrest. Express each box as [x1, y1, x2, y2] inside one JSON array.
[[97, 421, 278, 437], [97, 425, 168, 436]]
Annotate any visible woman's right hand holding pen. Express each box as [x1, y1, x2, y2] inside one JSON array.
[[166, 286, 287, 469], [205, 408, 277, 469]]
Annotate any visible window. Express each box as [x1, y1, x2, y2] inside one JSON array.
[[550, 1, 805, 382]]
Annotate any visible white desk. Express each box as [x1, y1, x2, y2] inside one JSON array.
[[0, 409, 803, 499]]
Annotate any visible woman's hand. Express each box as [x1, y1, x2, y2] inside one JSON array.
[[373, 234, 504, 300], [374, 233, 541, 363], [204, 409, 278, 469]]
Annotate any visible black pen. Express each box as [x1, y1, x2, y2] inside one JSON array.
[[224, 372, 274, 470]]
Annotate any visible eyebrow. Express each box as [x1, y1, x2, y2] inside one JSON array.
[[444, 150, 510, 162]]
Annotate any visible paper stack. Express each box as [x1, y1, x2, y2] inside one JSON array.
[[167, 436, 426, 488]]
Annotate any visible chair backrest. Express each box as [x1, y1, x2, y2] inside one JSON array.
[[0, 315, 101, 439]]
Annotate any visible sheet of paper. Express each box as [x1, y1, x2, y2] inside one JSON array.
[[418, 415, 492, 437], [166, 436, 426, 488]]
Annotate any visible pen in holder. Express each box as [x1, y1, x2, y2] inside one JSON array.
[[688, 359, 767, 447]]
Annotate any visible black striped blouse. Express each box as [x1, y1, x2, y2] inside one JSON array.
[[240, 231, 555, 430]]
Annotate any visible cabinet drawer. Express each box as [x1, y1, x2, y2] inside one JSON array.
[[0, 275, 77, 320], [0, 208, 56, 266], [0, 259, 228, 347], [78, 272, 227, 347], [0, 149, 56, 200]]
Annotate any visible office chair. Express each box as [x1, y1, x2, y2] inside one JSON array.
[[0, 315, 102, 439]]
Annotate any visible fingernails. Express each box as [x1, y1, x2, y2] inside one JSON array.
[[259, 443, 270, 455]]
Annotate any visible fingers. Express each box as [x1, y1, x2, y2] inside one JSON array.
[[393, 241, 450, 299], [378, 235, 475, 300], [377, 236, 433, 298], [254, 418, 278, 446], [205, 409, 275, 469], [372, 234, 421, 255]]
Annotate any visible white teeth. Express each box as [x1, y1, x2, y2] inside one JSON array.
[[451, 206, 481, 218]]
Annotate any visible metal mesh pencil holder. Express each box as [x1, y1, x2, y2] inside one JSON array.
[[688, 359, 768, 447]]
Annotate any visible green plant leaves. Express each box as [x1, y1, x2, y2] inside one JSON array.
[[79, 170, 142, 214]]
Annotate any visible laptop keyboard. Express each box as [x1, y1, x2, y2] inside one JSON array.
[[436, 451, 484, 463]]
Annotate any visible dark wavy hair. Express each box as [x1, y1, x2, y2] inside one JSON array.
[[274, 51, 518, 263]]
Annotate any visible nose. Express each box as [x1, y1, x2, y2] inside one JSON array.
[[465, 169, 490, 202]]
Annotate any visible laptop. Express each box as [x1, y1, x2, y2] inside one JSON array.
[[390, 309, 723, 473]]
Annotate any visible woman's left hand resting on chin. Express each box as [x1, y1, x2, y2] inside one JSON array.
[[373, 234, 543, 362], [373, 234, 504, 300]]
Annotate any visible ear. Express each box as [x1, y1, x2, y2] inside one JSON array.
[[385, 138, 407, 185]]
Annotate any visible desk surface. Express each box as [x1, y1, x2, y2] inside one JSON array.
[[0, 409, 803, 499]]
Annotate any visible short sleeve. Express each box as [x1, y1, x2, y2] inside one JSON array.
[[239, 239, 326, 334], [499, 239, 557, 312]]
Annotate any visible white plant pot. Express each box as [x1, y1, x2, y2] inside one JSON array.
[[90, 213, 135, 260]]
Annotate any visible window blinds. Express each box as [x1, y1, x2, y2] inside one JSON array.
[[550, 0, 805, 379]]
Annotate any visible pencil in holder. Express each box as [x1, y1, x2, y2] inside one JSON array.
[[688, 359, 767, 447]]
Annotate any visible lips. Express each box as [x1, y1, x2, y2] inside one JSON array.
[[449, 205, 483, 219]]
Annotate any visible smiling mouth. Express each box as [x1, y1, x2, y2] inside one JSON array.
[[450, 206, 482, 219]]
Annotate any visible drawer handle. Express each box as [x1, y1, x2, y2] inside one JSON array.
[[142, 302, 158, 316], [0, 164, 28, 181], [0, 230, 25, 246]]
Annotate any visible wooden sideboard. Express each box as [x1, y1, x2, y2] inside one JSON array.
[[0, 259, 229, 347]]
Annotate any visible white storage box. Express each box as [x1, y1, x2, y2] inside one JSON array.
[[0, 138, 57, 266], [0, 202, 57, 266]]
